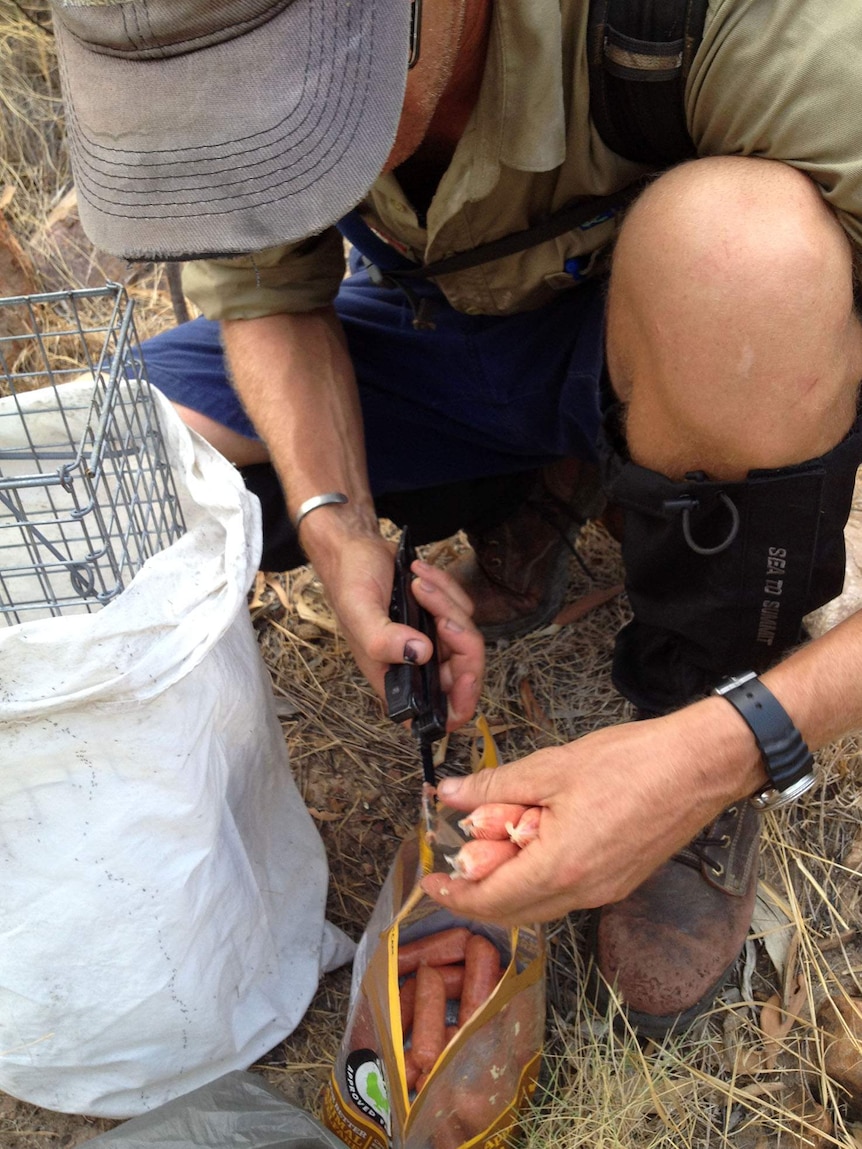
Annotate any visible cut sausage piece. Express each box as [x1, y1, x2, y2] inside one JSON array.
[[458, 803, 530, 839], [445, 838, 519, 881], [506, 805, 541, 846]]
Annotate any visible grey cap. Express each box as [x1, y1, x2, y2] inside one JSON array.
[[50, 0, 410, 260]]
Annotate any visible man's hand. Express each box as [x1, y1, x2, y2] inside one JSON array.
[[317, 529, 484, 731], [220, 310, 484, 730], [420, 701, 763, 924]]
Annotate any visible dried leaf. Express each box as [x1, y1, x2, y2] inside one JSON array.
[[519, 677, 553, 734], [751, 882, 795, 980], [736, 1081, 787, 1100], [816, 928, 857, 953], [760, 994, 789, 1038], [780, 1084, 833, 1149], [781, 931, 801, 1002], [816, 994, 862, 1120], [290, 567, 317, 598], [844, 827, 862, 873], [760, 993, 791, 1070], [552, 583, 624, 628], [760, 982, 808, 1072], [307, 807, 342, 823], [740, 937, 757, 1003], [264, 572, 291, 611], [248, 570, 267, 612], [722, 1006, 770, 1077], [432, 733, 450, 768], [294, 593, 340, 635]]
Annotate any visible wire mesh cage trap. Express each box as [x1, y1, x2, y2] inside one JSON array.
[[0, 283, 186, 626]]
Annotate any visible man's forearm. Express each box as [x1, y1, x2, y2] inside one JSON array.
[[219, 308, 486, 716], [759, 607, 862, 753], [680, 606, 862, 821], [220, 308, 381, 560]]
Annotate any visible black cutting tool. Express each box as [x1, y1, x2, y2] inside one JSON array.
[[383, 528, 447, 784]]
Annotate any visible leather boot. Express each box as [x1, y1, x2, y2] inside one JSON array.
[[447, 458, 606, 641], [589, 801, 760, 1038]]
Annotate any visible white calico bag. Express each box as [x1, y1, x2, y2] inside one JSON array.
[[0, 385, 353, 1117]]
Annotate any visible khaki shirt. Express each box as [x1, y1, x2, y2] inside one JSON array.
[[183, 0, 862, 321]]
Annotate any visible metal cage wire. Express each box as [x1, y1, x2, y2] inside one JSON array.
[[0, 284, 186, 625]]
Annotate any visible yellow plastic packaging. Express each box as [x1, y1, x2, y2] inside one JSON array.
[[322, 718, 545, 1149]]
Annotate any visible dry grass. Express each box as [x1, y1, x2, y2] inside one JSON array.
[[0, 2, 62, 233], [2, 8, 862, 1149], [248, 533, 862, 1149]]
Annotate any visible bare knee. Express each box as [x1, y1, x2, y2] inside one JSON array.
[[607, 156, 862, 478], [172, 403, 270, 466]]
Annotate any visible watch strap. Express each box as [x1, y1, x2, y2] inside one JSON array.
[[714, 673, 816, 810]]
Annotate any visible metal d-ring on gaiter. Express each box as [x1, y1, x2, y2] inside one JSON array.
[[663, 480, 741, 557], [603, 419, 862, 716]]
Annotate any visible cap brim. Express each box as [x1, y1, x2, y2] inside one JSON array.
[[54, 0, 409, 260]]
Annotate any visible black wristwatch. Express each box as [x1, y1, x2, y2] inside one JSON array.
[[713, 671, 817, 810]]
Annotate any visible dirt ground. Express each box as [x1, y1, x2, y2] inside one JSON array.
[[3, 9, 862, 1144], [4, 509, 862, 1149], [0, 519, 633, 1147]]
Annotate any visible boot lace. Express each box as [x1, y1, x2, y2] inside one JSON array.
[[672, 808, 737, 877], [522, 489, 598, 582]]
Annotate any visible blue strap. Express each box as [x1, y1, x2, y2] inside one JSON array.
[[336, 210, 417, 273]]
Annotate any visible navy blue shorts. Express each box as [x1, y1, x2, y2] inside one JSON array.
[[139, 265, 607, 497]]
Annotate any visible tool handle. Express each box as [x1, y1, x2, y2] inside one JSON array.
[[383, 528, 447, 747]]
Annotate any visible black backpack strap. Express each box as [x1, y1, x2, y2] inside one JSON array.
[[588, 0, 708, 165], [339, 179, 648, 290]]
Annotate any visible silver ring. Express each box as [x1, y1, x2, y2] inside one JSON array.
[[294, 492, 349, 532]]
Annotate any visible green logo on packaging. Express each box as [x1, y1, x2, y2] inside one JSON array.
[[345, 1050, 391, 1135]]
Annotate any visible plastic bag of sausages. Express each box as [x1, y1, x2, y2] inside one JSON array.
[[322, 717, 545, 1149]]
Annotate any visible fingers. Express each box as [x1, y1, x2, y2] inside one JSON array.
[[410, 568, 479, 660], [319, 536, 485, 723], [411, 560, 475, 617], [352, 558, 477, 671], [410, 563, 484, 731], [434, 751, 559, 813], [420, 848, 572, 926]]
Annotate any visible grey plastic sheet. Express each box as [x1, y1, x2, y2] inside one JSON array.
[[81, 1071, 348, 1149]]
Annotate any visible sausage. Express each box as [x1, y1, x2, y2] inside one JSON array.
[[399, 975, 417, 1036], [403, 1048, 421, 1092], [436, 962, 465, 999], [452, 1082, 509, 1140], [445, 838, 519, 881], [458, 803, 530, 840], [431, 1113, 468, 1149], [506, 805, 541, 846], [397, 926, 471, 975], [411, 964, 447, 1072], [458, 933, 502, 1027]]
